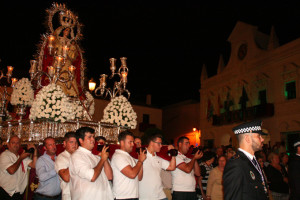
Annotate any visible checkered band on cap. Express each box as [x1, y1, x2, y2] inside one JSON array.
[[234, 126, 262, 135], [294, 141, 300, 147]]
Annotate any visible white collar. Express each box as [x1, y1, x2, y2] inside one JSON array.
[[63, 150, 71, 156], [146, 149, 156, 157], [78, 146, 92, 154], [238, 148, 255, 160], [115, 149, 130, 155], [178, 151, 186, 158]]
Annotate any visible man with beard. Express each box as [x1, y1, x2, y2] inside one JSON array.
[[111, 130, 146, 200], [223, 120, 269, 200], [171, 136, 203, 200]]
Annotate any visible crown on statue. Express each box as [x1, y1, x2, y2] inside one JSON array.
[[59, 10, 77, 28], [47, 3, 79, 29]]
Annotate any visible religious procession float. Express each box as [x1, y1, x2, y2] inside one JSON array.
[[0, 2, 137, 144]]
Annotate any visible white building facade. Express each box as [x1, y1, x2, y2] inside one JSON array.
[[200, 21, 300, 152]]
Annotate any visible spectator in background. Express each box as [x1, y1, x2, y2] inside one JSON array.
[[256, 154, 266, 171], [265, 152, 289, 200], [206, 155, 227, 200], [257, 150, 269, 168], [272, 142, 281, 154], [278, 141, 286, 155], [279, 152, 288, 173], [226, 150, 236, 160], [55, 132, 78, 200], [213, 147, 223, 167], [95, 136, 107, 145], [198, 151, 215, 200], [35, 137, 61, 200], [134, 136, 142, 148], [289, 141, 300, 200]]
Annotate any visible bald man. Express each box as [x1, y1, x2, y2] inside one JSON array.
[[0, 135, 37, 199]]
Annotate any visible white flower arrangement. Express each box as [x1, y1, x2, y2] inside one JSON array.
[[10, 78, 34, 106], [72, 100, 84, 119], [101, 95, 137, 129], [29, 83, 75, 123]]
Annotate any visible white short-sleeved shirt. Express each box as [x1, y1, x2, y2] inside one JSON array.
[[0, 150, 32, 196], [111, 149, 139, 199], [139, 150, 169, 200], [171, 152, 196, 192], [69, 146, 113, 200], [55, 150, 71, 200]]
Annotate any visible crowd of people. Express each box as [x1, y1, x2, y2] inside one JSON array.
[[0, 120, 299, 200]]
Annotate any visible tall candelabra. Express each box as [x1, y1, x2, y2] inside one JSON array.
[[29, 55, 76, 91], [91, 57, 130, 99], [0, 65, 16, 118]]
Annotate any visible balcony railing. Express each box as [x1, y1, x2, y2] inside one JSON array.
[[212, 103, 274, 126]]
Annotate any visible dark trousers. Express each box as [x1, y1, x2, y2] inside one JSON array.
[[0, 187, 23, 200], [172, 191, 197, 200], [33, 192, 61, 200]]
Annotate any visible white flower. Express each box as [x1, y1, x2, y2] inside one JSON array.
[[29, 83, 76, 123], [101, 95, 137, 129], [11, 78, 34, 106]]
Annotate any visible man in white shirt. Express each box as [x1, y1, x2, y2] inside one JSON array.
[[139, 134, 176, 200], [55, 132, 78, 200], [0, 135, 37, 200], [171, 136, 202, 200], [111, 130, 146, 200], [69, 127, 113, 200]]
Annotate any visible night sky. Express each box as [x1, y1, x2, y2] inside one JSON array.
[[1, 1, 300, 107]]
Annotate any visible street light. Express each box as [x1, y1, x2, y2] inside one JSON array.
[[89, 78, 96, 91]]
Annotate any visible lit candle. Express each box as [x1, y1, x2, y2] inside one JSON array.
[[68, 65, 76, 76], [48, 35, 55, 47], [63, 45, 69, 58], [48, 66, 55, 77], [7, 66, 13, 77], [56, 56, 64, 69], [29, 60, 37, 74], [121, 71, 128, 83], [11, 78, 17, 87]]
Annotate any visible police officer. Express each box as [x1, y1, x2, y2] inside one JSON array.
[[223, 120, 269, 200]]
